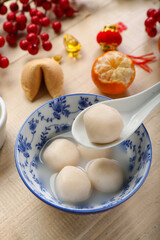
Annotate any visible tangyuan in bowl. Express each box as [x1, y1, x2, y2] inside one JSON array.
[[15, 94, 152, 214]]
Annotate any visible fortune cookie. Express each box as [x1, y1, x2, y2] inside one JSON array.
[[21, 58, 64, 101]]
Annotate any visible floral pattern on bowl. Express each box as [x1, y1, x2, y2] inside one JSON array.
[[15, 94, 152, 214]]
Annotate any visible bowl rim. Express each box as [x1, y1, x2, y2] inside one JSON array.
[[15, 93, 152, 214]]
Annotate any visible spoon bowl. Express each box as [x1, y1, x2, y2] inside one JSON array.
[[72, 82, 160, 149]]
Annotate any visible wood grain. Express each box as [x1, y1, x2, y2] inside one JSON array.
[[0, 0, 160, 239]]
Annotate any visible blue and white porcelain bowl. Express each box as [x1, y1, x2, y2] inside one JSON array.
[[15, 94, 152, 214]]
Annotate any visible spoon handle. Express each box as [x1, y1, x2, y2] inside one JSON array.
[[104, 82, 160, 112], [127, 92, 160, 132], [132, 82, 160, 106], [105, 82, 160, 138]]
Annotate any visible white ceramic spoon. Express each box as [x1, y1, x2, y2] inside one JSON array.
[[72, 82, 160, 149]]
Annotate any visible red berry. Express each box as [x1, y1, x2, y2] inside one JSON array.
[[42, 41, 52, 51], [11, 25, 18, 35], [0, 5, 7, 15], [16, 14, 27, 24], [152, 9, 160, 22], [16, 22, 26, 31], [65, 7, 74, 17], [37, 0, 43, 6], [40, 32, 49, 41], [144, 17, 156, 28], [30, 8, 38, 16], [35, 38, 40, 45], [0, 57, 9, 68], [7, 12, 16, 21], [53, 6, 64, 18], [27, 33, 38, 43], [36, 11, 45, 18], [0, 36, 5, 47], [147, 27, 157, 37], [20, 0, 29, 4], [52, 21, 61, 32], [28, 44, 39, 55], [27, 23, 38, 33], [31, 16, 39, 24], [60, 0, 69, 9], [23, 3, 30, 12], [10, 2, 19, 12], [3, 21, 13, 33], [39, 17, 50, 27], [42, 1, 52, 10], [147, 8, 156, 17], [6, 34, 17, 45], [19, 39, 29, 50]]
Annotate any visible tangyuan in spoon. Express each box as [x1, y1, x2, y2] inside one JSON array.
[[72, 82, 160, 149]]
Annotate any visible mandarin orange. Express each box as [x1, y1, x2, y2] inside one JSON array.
[[91, 51, 135, 94]]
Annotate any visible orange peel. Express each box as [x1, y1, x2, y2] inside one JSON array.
[[91, 50, 135, 94]]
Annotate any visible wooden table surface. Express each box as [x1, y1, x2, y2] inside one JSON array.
[[0, 0, 160, 239]]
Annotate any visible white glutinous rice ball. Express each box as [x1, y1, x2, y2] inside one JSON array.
[[55, 166, 92, 203], [87, 158, 124, 193], [42, 138, 79, 172], [77, 144, 111, 161], [83, 103, 124, 144]]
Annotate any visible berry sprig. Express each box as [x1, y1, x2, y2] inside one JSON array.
[[0, 0, 77, 68], [144, 7, 160, 37], [0, 35, 9, 68]]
